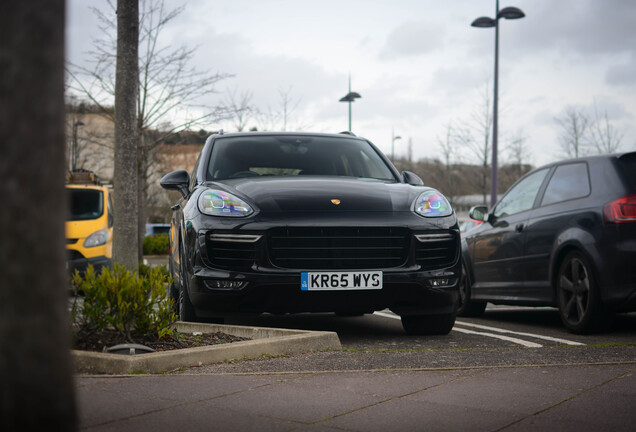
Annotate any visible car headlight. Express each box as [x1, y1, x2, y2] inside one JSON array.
[[83, 228, 108, 247], [414, 191, 453, 217], [198, 189, 253, 217]]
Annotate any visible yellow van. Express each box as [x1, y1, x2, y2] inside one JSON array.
[[66, 171, 113, 274]]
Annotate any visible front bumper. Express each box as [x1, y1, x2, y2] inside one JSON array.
[[187, 266, 460, 318], [181, 212, 461, 318], [67, 255, 112, 275]]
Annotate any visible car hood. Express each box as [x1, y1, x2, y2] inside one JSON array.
[[206, 177, 425, 213], [66, 218, 107, 239]]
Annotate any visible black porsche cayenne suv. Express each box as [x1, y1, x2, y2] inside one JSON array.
[[161, 131, 461, 335]]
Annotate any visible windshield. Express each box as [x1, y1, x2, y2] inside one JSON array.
[[67, 189, 104, 221], [206, 135, 397, 182]]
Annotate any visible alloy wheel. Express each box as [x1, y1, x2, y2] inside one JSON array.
[[558, 256, 590, 327]]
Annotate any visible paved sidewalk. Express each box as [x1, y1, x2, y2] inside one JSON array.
[[76, 363, 635, 431]]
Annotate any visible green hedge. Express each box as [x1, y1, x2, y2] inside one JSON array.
[[71, 264, 176, 342], [143, 233, 170, 255]]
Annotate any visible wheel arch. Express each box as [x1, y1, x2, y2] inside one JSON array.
[[460, 239, 476, 289], [549, 233, 601, 301]]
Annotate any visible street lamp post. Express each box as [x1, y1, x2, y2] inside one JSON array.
[[471, 0, 525, 208], [71, 120, 85, 171], [391, 127, 402, 161], [339, 75, 361, 132]]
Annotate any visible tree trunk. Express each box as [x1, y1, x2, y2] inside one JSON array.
[[0, 1, 77, 430], [113, 0, 140, 270]]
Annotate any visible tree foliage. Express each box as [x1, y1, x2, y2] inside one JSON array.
[[392, 157, 532, 202]]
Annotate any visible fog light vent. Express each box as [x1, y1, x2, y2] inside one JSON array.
[[204, 280, 247, 290], [430, 278, 457, 287]]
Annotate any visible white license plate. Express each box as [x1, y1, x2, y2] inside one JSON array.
[[301, 271, 383, 291]]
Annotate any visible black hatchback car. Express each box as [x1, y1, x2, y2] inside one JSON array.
[[460, 152, 636, 333], [160, 131, 461, 335]]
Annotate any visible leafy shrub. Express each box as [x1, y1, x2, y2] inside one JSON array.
[[71, 264, 176, 342], [143, 233, 170, 255], [139, 262, 170, 280]]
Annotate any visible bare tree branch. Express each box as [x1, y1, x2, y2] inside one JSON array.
[[66, 0, 234, 260], [587, 102, 623, 154], [452, 84, 493, 204], [554, 105, 589, 158], [223, 88, 256, 132], [67, 0, 232, 142]]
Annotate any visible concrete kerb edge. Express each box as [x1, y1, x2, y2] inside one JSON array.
[[72, 321, 341, 375]]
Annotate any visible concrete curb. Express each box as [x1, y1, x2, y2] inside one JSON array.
[[72, 321, 342, 374]]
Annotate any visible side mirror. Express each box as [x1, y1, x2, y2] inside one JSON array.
[[160, 170, 190, 198], [402, 171, 424, 186], [469, 205, 489, 222]]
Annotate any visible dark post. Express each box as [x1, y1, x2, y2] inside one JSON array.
[[0, 0, 77, 429], [491, 0, 500, 208]]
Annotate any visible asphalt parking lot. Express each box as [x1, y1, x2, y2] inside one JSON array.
[[76, 305, 635, 431]]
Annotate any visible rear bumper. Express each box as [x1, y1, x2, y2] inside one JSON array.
[[601, 283, 636, 312], [597, 228, 636, 312]]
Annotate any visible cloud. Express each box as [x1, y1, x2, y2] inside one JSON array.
[[379, 21, 445, 60], [605, 53, 636, 86], [507, 0, 636, 57], [65, 0, 636, 166]]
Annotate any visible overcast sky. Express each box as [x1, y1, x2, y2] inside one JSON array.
[[66, 0, 636, 167]]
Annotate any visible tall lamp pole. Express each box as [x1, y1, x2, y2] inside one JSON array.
[[471, 0, 525, 208], [339, 75, 361, 132]]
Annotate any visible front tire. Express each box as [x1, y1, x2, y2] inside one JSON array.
[[556, 251, 612, 334], [401, 313, 456, 336], [178, 277, 197, 322], [178, 250, 197, 322], [457, 259, 487, 317], [169, 280, 179, 315]]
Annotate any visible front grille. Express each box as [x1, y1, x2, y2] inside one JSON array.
[[68, 250, 84, 261], [268, 227, 409, 270], [205, 233, 258, 271], [414, 232, 459, 270]]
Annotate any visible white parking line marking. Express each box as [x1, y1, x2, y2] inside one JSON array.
[[374, 311, 402, 320], [372, 311, 564, 348], [451, 327, 543, 348], [455, 320, 585, 346]]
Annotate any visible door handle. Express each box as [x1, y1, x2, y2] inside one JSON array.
[[515, 224, 524, 232]]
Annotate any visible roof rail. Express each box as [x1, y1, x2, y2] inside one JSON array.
[[67, 169, 101, 185]]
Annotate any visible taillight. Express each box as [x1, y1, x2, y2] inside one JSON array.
[[603, 195, 636, 223]]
